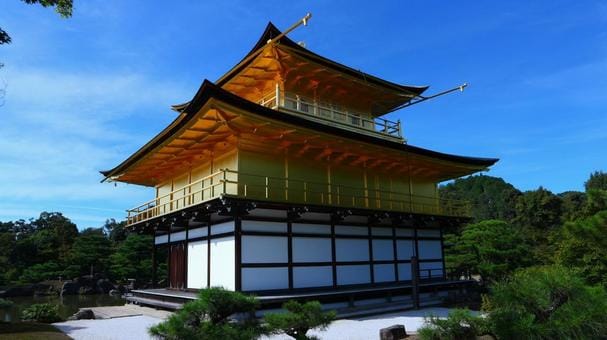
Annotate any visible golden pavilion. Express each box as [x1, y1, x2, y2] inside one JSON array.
[[102, 16, 497, 312]]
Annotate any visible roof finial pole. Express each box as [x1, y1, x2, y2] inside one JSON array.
[[267, 12, 313, 45]]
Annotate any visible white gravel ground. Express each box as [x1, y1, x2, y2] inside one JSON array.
[[54, 307, 454, 340], [54, 315, 163, 340]]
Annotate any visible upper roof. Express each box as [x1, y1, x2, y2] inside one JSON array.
[[101, 80, 498, 185], [172, 22, 429, 116]]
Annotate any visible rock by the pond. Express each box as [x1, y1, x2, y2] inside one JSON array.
[[61, 282, 80, 296], [96, 279, 115, 294], [379, 324, 407, 340], [0, 285, 35, 298], [79, 286, 96, 295], [68, 309, 95, 320]]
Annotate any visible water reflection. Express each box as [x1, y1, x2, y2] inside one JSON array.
[[0, 294, 125, 322]]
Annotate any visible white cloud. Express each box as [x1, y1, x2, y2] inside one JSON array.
[[0, 67, 191, 228]]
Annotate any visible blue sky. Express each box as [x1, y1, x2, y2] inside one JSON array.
[[0, 1, 605, 229]]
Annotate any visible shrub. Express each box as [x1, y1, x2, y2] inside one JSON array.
[[486, 265, 607, 339], [149, 287, 263, 340], [417, 308, 489, 340], [0, 297, 13, 308], [264, 300, 336, 340], [21, 303, 63, 323]]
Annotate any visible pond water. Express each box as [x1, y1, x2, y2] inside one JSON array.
[[0, 294, 125, 322]]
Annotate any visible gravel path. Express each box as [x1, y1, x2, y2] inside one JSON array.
[[54, 315, 162, 340], [54, 306, 454, 340]]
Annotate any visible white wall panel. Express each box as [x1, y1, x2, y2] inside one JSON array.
[[398, 263, 412, 281], [242, 236, 288, 263], [242, 267, 288, 291], [371, 227, 393, 236], [293, 266, 333, 288], [292, 223, 330, 235], [374, 264, 395, 283], [292, 237, 332, 262], [337, 265, 370, 285], [210, 221, 234, 235], [396, 240, 415, 260], [242, 220, 287, 233], [210, 236, 235, 290], [335, 239, 369, 261], [189, 227, 208, 239], [187, 241, 208, 289], [418, 240, 442, 259], [417, 229, 441, 238], [335, 225, 368, 236], [155, 234, 168, 245], [395, 228, 414, 237], [372, 239, 394, 261]]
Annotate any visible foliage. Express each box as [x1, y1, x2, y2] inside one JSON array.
[[445, 220, 530, 284], [265, 300, 336, 340], [103, 218, 127, 243], [1, 1, 73, 44], [69, 228, 112, 276], [514, 187, 563, 231], [583, 189, 607, 217], [558, 191, 587, 222], [556, 210, 607, 286], [585, 170, 607, 191], [439, 175, 521, 223], [0, 298, 14, 308], [110, 234, 161, 284], [486, 265, 607, 339], [21, 303, 63, 323], [417, 308, 489, 340], [514, 187, 563, 263], [149, 287, 263, 340], [19, 261, 63, 283]]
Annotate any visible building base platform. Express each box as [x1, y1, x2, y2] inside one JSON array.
[[127, 279, 474, 318]]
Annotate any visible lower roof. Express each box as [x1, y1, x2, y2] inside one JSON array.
[[101, 80, 498, 185]]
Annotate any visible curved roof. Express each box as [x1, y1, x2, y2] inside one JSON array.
[[101, 80, 497, 182], [172, 22, 428, 113]]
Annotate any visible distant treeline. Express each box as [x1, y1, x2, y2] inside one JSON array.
[[439, 170, 607, 286], [0, 214, 167, 287]]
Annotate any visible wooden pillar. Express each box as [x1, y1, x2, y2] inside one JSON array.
[[152, 228, 157, 288], [411, 256, 420, 309], [235, 216, 242, 291]]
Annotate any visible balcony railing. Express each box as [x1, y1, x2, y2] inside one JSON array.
[[126, 169, 470, 226], [257, 89, 403, 140]]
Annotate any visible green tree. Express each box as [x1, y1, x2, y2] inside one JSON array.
[[445, 220, 530, 284], [69, 228, 112, 276], [439, 175, 521, 223], [265, 300, 336, 340], [149, 287, 263, 340], [110, 234, 155, 283], [103, 218, 127, 242], [514, 187, 563, 263], [559, 191, 587, 222], [585, 170, 607, 191], [1, 0, 73, 44], [514, 187, 563, 230], [556, 210, 607, 286], [31, 212, 78, 260], [19, 261, 63, 283], [486, 265, 607, 339]]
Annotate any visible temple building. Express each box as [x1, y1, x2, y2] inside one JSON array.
[[102, 19, 497, 312]]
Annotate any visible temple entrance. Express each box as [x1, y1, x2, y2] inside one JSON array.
[[169, 243, 186, 289]]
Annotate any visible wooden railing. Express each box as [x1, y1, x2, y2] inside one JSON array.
[[126, 169, 470, 226], [258, 90, 402, 140]]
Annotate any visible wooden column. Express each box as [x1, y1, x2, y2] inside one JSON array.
[[411, 256, 420, 309]]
